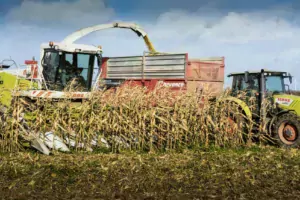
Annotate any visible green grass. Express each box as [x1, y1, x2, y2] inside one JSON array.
[[1, 147, 300, 199]]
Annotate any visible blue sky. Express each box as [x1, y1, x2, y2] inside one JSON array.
[[1, 0, 299, 20], [0, 0, 298, 12], [0, 0, 300, 88]]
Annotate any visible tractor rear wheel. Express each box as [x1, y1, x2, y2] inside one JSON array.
[[222, 102, 250, 143], [272, 113, 300, 148]]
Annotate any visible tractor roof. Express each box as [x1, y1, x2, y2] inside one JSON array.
[[227, 69, 289, 77], [41, 42, 102, 54]]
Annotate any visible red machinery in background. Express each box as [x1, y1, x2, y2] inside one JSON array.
[[99, 53, 225, 97]]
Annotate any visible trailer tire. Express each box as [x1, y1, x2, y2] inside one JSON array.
[[272, 113, 300, 148]]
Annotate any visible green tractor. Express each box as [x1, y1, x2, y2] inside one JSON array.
[[227, 69, 300, 148]]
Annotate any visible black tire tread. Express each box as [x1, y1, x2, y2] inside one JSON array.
[[272, 112, 300, 148]]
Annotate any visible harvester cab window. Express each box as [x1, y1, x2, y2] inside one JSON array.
[[65, 54, 73, 64], [42, 50, 95, 91], [42, 50, 60, 89], [77, 53, 94, 90], [62, 53, 80, 87], [60, 53, 95, 91]]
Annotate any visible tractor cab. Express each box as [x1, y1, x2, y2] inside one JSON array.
[[40, 42, 103, 92], [227, 69, 300, 148], [228, 69, 293, 119], [228, 69, 292, 97]]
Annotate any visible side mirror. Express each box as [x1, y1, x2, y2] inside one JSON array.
[[245, 71, 249, 83], [288, 73, 292, 84], [285, 84, 291, 94], [0, 65, 10, 69], [97, 55, 101, 66]]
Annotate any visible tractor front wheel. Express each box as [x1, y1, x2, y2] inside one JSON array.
[[273, 113, 300, 148]]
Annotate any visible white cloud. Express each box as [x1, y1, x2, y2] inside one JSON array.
[[1, 0, 300, 88], [5, 0, 115, 27]]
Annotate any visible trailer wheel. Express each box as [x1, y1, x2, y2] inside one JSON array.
[[273, 113, 300, 148]]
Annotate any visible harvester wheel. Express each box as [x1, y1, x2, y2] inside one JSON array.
[[272, 113, 300, 148]]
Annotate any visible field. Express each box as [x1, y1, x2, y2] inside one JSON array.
[[1, 147, 300, 199], [1, 85, 300, 199]]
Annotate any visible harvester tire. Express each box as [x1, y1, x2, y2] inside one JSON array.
[[272, 113, 300, 148]]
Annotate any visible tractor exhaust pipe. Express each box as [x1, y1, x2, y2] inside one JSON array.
[[260, 69, 266, 130]]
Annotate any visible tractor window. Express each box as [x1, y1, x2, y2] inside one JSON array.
[[265, 76, 284, 92], [233, 75, 259, 91], [231, 75, 244, 91], [245, 76, 259, 91], [236, 76, 245, 90]]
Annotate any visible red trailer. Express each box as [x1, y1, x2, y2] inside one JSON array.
[[100, 53, 225, 97]]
